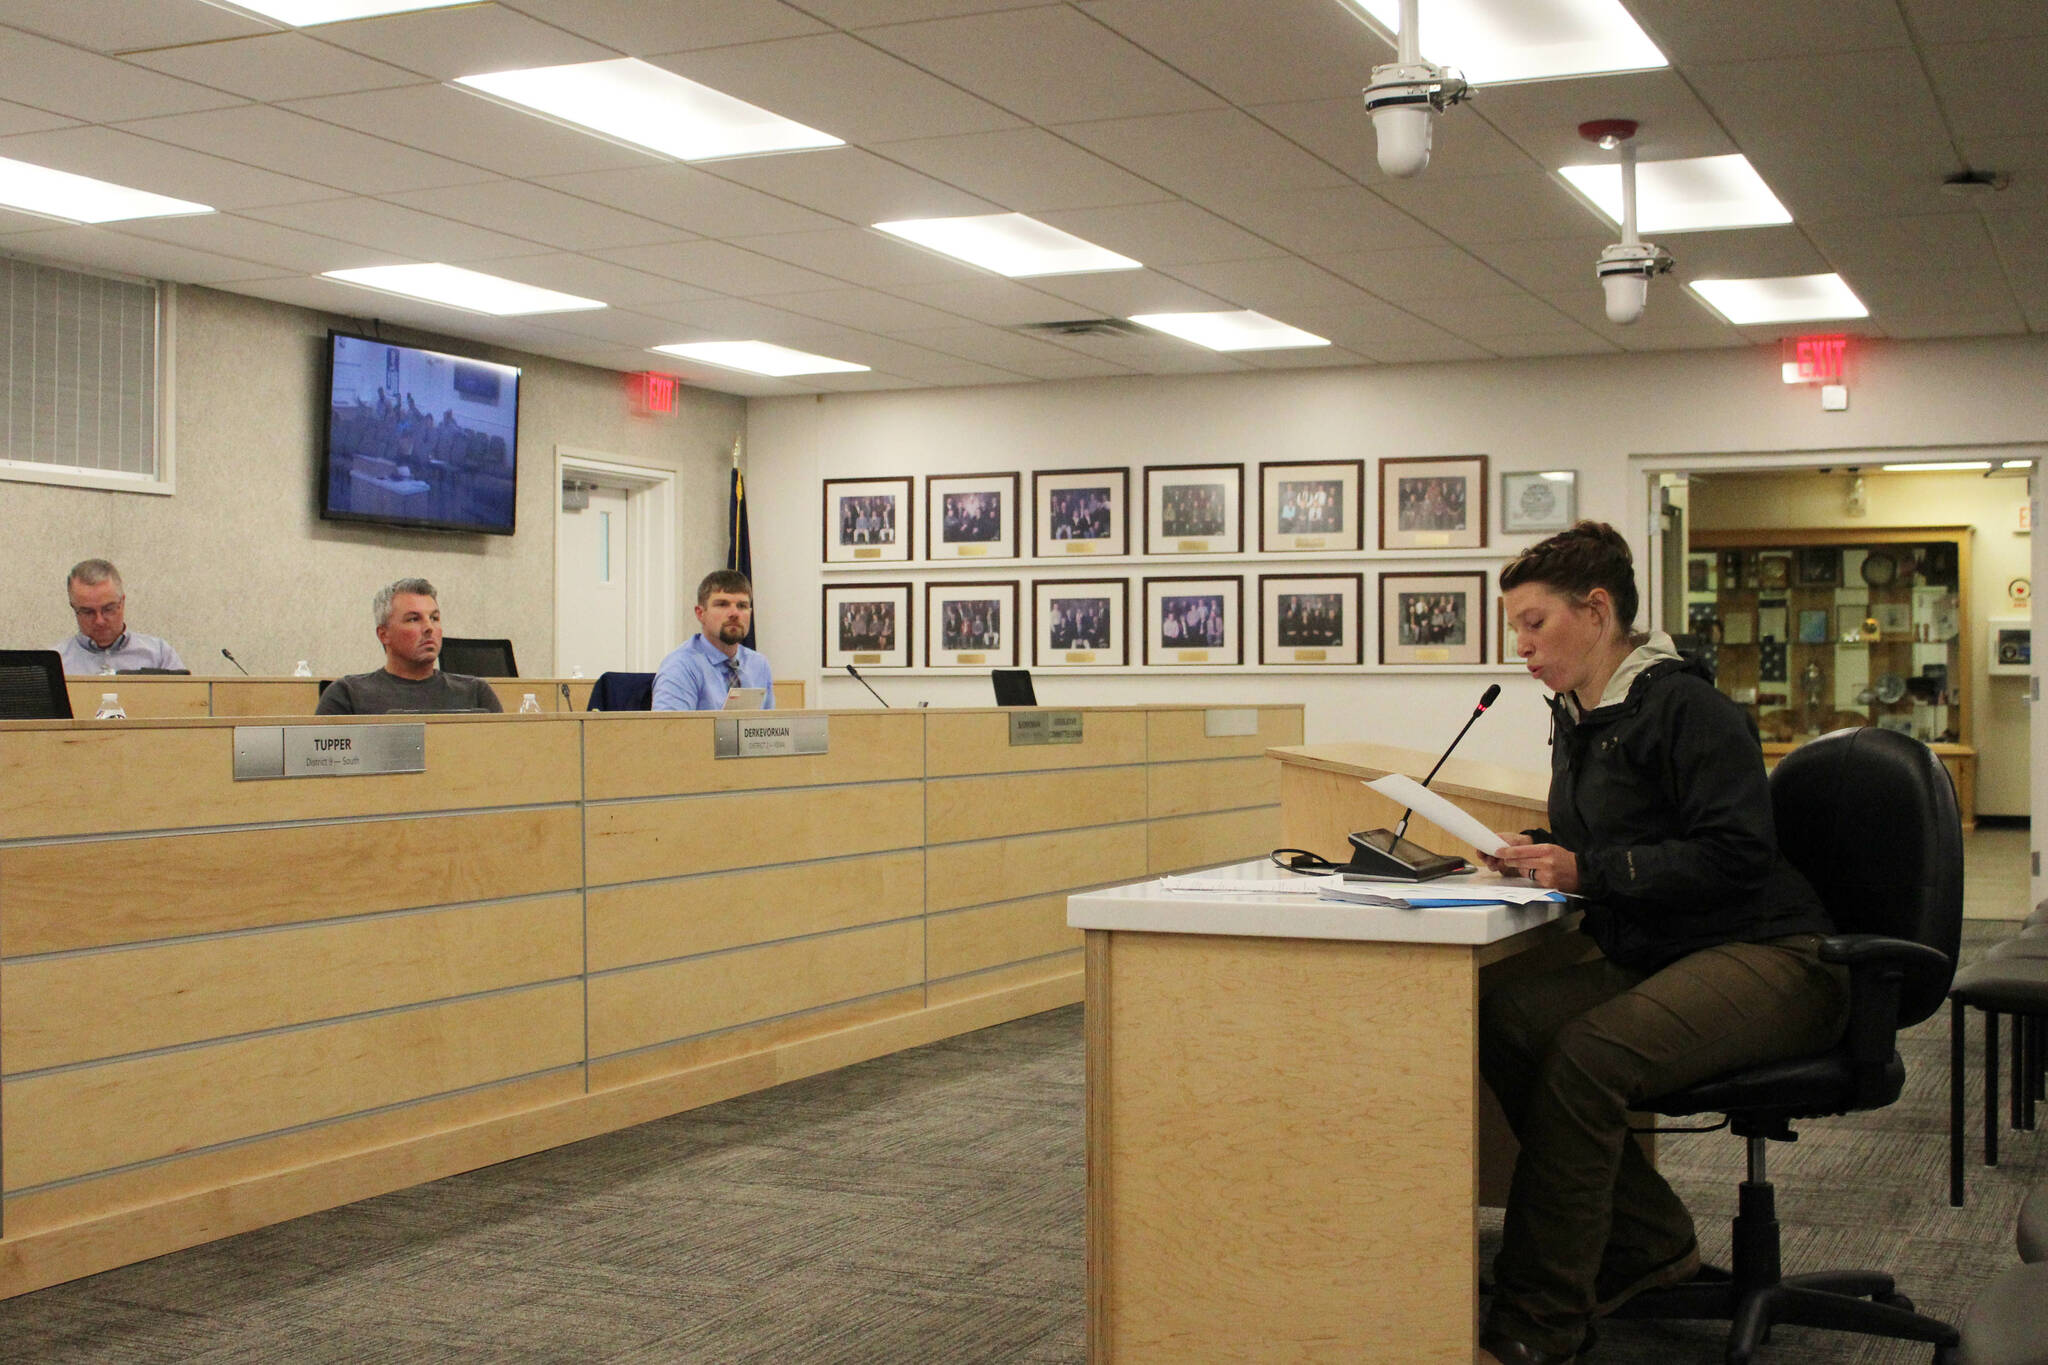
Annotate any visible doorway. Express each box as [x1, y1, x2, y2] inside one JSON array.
[[554, 448, 677, 678]]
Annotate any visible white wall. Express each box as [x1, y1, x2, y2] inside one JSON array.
[[747, 335, 2048, 782], [1, 285, 744, 677]]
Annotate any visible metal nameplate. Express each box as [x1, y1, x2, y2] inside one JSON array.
[[234, 724, 426, 780], [714, 715, 830, 758], [1009, 710, 1083, 746], [1204, 707, 1260, 738]]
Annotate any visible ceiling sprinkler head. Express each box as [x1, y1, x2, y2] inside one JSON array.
[[1577, 118, 1639, 150]]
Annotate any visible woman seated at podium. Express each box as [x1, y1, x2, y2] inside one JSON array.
[[1475, 522, 1846, 1365]]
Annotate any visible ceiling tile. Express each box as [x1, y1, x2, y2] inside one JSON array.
[[1033, 201, 1287, 266], [387, 181, 682, 252], [1482, 331, 1619, 359], [727, 226, 983, 289], [1269, 301, 1489, 363], [889, 277, 1101, 326], [1661, 225, 1833, 280], [1881, 311, 2031, 340], [1238, 345, 1372, 371], [513, 307, 683, 347], [873, 128, 1172, 212], [0, 28, 246, 123], [1041, 329, 1248, 374], [0, 98, 80, 139], [785, 0, 1047, 24], [242, 197, 547, 261], [283, 85, 663, 180], [593, 239, 849, 294], [1478, 70, 1735, 172], [499, 0, 829, 53], [1851, 266, 2026, 322], [654, 32, 1025, 143], [0, 125, 340, 210], [1686, 49, 1955, 177], [124, 32, 426, 103], [1423, 293, 1586, 337], [1312, 246, 1523, 302], [1900, 0, 2048, 44], [534, 164, 839, 237], [861, 6, 1226, 123], [1804, 213, 1999, 279], [758, 287, 969, 333], [890, 324, 1137, 378], [701, 147, 997, 225], [1463, 235, 1616, 295], [1921, 37, 2048, 142], [1219, 186, 1445, 256], [482, 252, 718, 306], [109, 213, 397, 275], [1055, 109, 1350, 210], [0, 225, 280, 285], [0, 2, 269, 53], [1161, 255, 1389, 312], [636, 295, 842, 339], [1372, 171, 1605, 246], [1627, 0, 1909, 64], [1080, 0, 1388, 105], [305, 3, 619, 80], [120, 104, 497, 196], [1028, 268, 1233, 317]]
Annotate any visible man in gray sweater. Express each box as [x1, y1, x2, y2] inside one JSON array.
[[315, 577, 502, 715]]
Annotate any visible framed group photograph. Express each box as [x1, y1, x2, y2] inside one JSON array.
[[1380, 571, 1486, 665], [927, 471, 1019, 561], [1260, 459, 1363, 553], [1501, 469, 1576, 535], [822, 582, 912, 669], [1497, 597, 1522, 665], [1033, 578, 1127, 667], [1144, 463, 1242, 555], [1033, 467, 1128, 557], [1259, 574, 1362, 666], [1795, 547, 1840, 587], [1144, 576, 1242, 666], [822, 476, 912, 564], [925, 581, 1018, 669], [1381, 455, 1488, 551]]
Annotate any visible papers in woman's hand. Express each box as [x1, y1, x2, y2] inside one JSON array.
[[1362, 773, 1510, 856]]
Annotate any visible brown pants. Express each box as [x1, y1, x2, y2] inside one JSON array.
[[1478, 932, 1850, 1354]]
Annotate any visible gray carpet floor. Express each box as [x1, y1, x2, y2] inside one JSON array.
[[1, 921, 2042, 1364]]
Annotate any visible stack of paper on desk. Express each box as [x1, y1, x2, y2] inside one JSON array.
[[1320, 873, 1568, 910]]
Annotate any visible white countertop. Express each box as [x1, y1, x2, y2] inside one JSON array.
[[1067, 859, 1573, 946]]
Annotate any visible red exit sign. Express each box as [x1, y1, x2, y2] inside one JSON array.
[[630, 370, 678, 416], [1781, 334, 1848, 385]]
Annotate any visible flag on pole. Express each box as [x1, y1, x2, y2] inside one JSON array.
[[727, 442, 756, 649]]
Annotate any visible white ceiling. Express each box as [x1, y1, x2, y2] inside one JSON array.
[[0, 0, 2039, 397]]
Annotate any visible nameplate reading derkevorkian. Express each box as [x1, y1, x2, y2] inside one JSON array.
[[714, 715, 830, 758]]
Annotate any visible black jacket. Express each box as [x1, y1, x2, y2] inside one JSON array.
[[1534, 650, 1833, 971]]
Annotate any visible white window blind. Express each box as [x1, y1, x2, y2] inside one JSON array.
[[0, 255, 163, 488]]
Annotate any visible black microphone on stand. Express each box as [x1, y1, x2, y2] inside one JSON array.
[[1348, 682, 1503, 882], [221, 647, 251, 675], [845, 664, 891, 708]]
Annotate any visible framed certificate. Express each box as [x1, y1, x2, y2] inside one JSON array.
[[1033, 578, 1128, 667], [1500, 469, 1575, 534]]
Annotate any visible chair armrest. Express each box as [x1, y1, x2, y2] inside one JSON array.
[[1818, 934, 1954, 1104]]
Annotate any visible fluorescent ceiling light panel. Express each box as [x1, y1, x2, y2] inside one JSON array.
[[1130, 310, 1331, 352], [871, 214, 1140, 277], [321, 263, 604, 315], [1336, 0, 1666, 84], [1879, 461, 1993, 472], [1558, 155, 1792, 233], [650, 341, 868, 377], [1688, 274, 1869, 325], [209, 1, 477, 22], [0, 156, 212, 224], [454, 59, 842, 162]]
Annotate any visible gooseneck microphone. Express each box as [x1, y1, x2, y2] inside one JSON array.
[[1396, 683, 1502, 839], [221, 647, 251, 676], [845, 664, 891, 709]]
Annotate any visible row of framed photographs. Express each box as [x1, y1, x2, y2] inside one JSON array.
[[824, 458, 1578, 564], [825, 572, 1525, 670]]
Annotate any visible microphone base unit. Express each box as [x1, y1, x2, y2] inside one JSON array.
[[1344, 828, 1470, 882]]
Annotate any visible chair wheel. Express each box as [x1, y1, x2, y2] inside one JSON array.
[[1878, 1292, 1915, 1312], [1933, 1346, 1961, 1365]]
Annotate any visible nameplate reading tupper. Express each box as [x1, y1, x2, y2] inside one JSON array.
[[1010, 710, 1083, 746], [714, 715, 829, 758], [233, 724, 426, 780]]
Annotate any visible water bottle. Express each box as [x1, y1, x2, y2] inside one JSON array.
[[293, 660, 313, 677], [94, 692, 126, 720], [519, 692, 542, 714]]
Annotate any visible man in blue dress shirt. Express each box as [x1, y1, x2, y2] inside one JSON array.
[[652, 570, 776, 711], [53, 559, 185, 674]]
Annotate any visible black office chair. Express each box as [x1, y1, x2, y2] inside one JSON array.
[[586, 671, 655, 711], [992, 668, 1036, 706], [439, 637, 516, 677], [0, 649, 73, 719], [1614, 725, 1963, 1362]]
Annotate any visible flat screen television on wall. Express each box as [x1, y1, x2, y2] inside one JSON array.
[[320, 331, 521, 536]]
